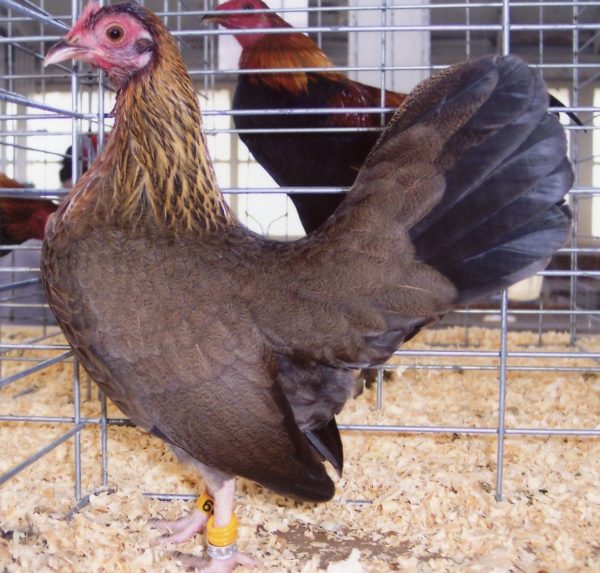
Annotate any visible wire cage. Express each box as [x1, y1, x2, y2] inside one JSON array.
[[0, 0, 599, 553]]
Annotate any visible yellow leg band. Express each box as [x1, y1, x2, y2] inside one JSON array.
[[206, 514, 238, 547], [196, 492, 214, 515]]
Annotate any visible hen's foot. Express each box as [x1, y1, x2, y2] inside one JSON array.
[[150, 508, 209, 544], [174, 550, 256, 572]]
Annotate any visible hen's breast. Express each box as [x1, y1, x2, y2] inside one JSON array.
[[42, 225, 257, 429]]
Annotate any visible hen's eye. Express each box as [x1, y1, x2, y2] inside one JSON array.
[[106, 25, 125, 42], [242, 3, 254, 9]]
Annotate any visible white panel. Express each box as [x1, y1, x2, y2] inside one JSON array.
[[348, 0, 430, 94]]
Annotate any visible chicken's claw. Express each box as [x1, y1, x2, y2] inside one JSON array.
[[150, 508, 209, 544]]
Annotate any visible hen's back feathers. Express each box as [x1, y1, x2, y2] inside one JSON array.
[[272, 54, 573, 367]]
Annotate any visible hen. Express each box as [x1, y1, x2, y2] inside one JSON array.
[[0, 173, 57, 256], [209, 0, 580, 234], [44, 2, 572, 571]]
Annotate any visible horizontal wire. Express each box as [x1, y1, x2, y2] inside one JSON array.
[[4, 0, 597, 24], [0, 412, 596, 440], [3, 21, 600, 45], [0, 0, 69, 31], [0, 422, 86, 487], [0, 350, 73, 390], [337, 424, 600, 436]]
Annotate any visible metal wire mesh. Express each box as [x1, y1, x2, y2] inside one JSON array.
[[0, 0, 598, 508]]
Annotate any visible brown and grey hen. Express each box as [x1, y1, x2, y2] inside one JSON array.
[[43, 2, 572, 571]]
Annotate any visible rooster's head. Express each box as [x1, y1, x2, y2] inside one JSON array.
[[205, 0, 290, 48]]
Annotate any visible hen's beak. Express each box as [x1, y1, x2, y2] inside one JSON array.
[[44, 39, 91, 67]]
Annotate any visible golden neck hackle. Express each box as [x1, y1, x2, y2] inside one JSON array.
[[83, 29, 231, 234], [240, 33, 342, 95]]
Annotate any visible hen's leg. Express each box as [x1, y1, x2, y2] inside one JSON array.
[[176, 478, 256, 573], [150, 491, 213, 544], [151, 446, 220, 544]]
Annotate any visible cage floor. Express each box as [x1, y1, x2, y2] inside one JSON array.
[[1, 326, 599, 572]]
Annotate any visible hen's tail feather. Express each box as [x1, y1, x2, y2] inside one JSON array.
[[443, 204, 572, 303], [304, 417, 343, 475], [410, 87, 555, 253], [549, 93, 583, 128], [424, 156, 572, 274], [374, 54, 573, 305], [414, 114, 573, 285]]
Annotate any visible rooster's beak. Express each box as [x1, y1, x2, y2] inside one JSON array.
[[44, 39, 91, 67], [200, 13, 221, 26]]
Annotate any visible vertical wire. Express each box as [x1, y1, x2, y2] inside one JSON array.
[[40, 0, 48, 338], [316, 0, 323, 50], [569, 3, 580, 345], [462, 0, 472, 346], [7, 3, 14, 179], [495, 0, 511, 501], [538, 2, 544, 68], [537, 299, 544, 347], [70, 0, 82, 503], [73, 356, 82, 501], [100, 382, 108, 487], [0, 26, 4, 175], [97, 0, 108, 490], [501, 0, 510, 56], [379, 0, 387, 127], [376, 368, 383, 411], [70, 4, 79, 187], [465, 0, 471, 59], [495, 290, 509, 501], [0, 4, 9, 378], [537, 0, 545, 349]]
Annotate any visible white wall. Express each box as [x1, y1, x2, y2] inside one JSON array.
[[348, 0, 430, 94]]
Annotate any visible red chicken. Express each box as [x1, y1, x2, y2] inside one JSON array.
[[208, 0, 581, 234], [207, 0, 406, 233], [43, 2, 571, 571], [0, 173, 57, 255]]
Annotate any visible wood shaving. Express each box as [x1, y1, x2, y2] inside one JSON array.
[[0, 326, 599, 572]]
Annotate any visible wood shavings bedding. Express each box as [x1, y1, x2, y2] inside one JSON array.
[[1, 326, 599, 572]]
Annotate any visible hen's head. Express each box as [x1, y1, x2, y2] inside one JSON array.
[[208, 0, 290, 48], [44, 2, 161, 88]]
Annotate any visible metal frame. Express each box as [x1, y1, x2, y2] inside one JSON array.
[[0, 0, 598, 510]]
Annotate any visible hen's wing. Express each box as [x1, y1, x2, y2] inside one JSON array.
[[250, 54, 572, 368], [43, 230, 335, 501]]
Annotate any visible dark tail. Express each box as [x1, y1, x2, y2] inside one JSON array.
[[313, 54, 573, 367], [399, 55, 573, 304], [549, 93, 583, 128], [305, 417, 343, 475]]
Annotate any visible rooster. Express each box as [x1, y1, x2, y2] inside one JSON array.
[[208, 0, 581, 234], [0, 173, 57, 256], [44, 2, 572, 571], [207, 0, 407, 233]]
